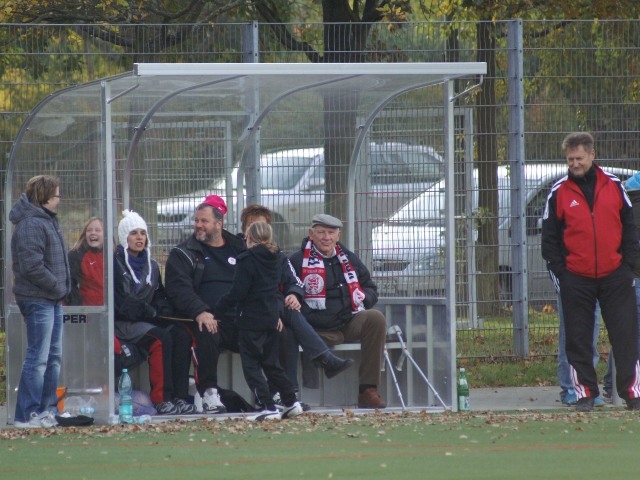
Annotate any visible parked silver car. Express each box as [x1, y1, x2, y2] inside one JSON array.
[[156, 142, 444, 250], [371, 164, 634, 304]]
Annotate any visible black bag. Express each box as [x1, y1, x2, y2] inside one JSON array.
[[218, 387, 256, 413], [115, 341, 146, 377]]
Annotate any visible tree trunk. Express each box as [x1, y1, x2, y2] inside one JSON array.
[[321, 5, 369, 241], [475, 21, 500, 316]]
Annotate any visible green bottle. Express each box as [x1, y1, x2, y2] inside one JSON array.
[[457, 367, 470, 411]]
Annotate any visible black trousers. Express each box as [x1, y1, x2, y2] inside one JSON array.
[[136, 324, 192, 403], [239, 329, 297, 410], [560, 265, 640, 401], [186, 320, 239, 396]]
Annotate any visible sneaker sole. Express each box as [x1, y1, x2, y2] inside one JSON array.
[[250, 411, 281, 421], [14, 421, 38, 429], [281, 406, 303, 419]]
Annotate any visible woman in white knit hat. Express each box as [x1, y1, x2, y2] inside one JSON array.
[[113, 209, 196, 415]]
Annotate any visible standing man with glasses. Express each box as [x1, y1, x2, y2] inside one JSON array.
[[10, 175, 71, 428]]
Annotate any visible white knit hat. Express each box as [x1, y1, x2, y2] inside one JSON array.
[[118, 209, 152, 285]]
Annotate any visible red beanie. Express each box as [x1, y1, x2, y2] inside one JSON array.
[[203, 195, 228, 216]]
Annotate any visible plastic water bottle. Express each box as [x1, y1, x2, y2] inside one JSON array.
[[457, 367, 470, 412], [118, 368, 134, 424], [135, 415, 152, 424], [64, 396, 95, 417]]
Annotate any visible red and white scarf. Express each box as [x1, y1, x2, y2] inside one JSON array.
[[300, 239, 365, 314]]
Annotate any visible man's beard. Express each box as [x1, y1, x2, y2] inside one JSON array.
[[196, 229, 219, 244]]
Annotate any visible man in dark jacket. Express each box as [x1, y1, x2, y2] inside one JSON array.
[[289, 213, 388, 409], [542, 131, 640, 412], [11, 175, 70, 428], [164, 195, 244, 414]]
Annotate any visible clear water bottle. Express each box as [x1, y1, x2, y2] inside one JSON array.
[[118, 368, 134, 424], [64, 396, 95, 417], [457, 367, 470, 412]]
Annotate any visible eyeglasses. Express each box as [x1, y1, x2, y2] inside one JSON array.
[[52, 195, 62, 199]]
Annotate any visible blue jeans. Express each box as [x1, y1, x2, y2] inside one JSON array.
[[14, 301, 63, 422], [557, 295, 601, 398], [603, 277, 640, 393]]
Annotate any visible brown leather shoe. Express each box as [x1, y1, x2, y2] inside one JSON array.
[[357, 387, 387, 409]]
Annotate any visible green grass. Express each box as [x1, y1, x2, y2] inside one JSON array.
[[1, 411, 640, 479], [462, 356, 609, 388], [455, 309, 611, 388], [0, 332, 4, 404]]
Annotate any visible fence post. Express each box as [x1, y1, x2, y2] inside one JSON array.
[[242, 21, 262, 217], [507, 18, 529, 358]]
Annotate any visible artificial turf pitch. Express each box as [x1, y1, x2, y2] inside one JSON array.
[[1, 409, 640, 479]]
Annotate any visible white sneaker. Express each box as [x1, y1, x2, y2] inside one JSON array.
[[249, 409, 281, 421], [202, 388, 227, 414], [281, 401, 304, 419], [15, 411, 58, 429]]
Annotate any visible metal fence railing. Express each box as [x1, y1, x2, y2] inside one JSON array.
[[1, 20, 639, 364]]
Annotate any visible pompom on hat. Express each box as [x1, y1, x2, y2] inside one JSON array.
[[118, 209, 152, 285], [202, 195, 228, 216]]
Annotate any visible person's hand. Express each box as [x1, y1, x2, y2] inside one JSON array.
[[284, 294, 301, 311], [195, 311, 218, 334], [277, 318, 284, 332]]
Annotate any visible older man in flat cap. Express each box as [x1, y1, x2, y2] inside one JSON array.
[[165, 195, 245, 415], [289, 213, 388, 409]]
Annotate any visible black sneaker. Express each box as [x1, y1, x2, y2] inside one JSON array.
[[575, 397, 594, 412], [173, 398, 198, 415], [154, 401, 180, 415], [272, 392, 311, 412], [626, 398, 640, 411]]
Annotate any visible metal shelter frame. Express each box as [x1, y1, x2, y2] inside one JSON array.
[[5, 62, 486, 424]]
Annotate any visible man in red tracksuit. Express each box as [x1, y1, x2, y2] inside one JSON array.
[[542, 131, 640, 412]]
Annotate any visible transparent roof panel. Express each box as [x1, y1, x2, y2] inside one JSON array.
[[7, 61, 486, 255]]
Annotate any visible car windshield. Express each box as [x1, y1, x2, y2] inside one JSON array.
[[260, 152, 320, 190], [370, 147, 443, 185]]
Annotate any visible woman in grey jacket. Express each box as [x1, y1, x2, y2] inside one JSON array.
[[10, 175, 70, 428]]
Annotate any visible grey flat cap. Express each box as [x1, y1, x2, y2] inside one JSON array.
[[311, 213, 343, 228]]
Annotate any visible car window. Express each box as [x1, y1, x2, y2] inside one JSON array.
[[401, 151, 444, 181], [260, 154, 318, 190], [370, 149, 443, 185]]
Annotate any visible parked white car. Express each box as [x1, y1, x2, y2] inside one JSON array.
[[156, 142, 444, 250], [371, 163, 635, 304]]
